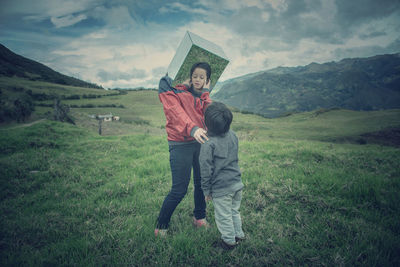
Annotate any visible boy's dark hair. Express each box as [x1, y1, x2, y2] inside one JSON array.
[[190, 62, 211, 82], [204, 102, 233, 136]]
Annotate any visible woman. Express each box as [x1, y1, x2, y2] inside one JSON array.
[[155, 62, 212, 236]]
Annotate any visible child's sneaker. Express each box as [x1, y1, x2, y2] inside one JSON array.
[[220, 239, 238, 250], [192, 217, 210, 228], [235, 236, 246, 242], [154, 228, 168, 237]]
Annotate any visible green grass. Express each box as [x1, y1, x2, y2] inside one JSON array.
[[231, 108, 400, 144], [1, 81, 400, 266]]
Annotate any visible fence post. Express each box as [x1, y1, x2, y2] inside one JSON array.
[[98, 118, 102, 135]]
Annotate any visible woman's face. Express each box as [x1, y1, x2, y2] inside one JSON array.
[[191, 68, 207, 90]]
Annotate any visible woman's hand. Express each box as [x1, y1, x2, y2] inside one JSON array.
[[203, 79, 211, 90], [205, 195, 212, 201], [193, 128, 208, 144]]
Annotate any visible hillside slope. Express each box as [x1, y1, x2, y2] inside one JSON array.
[[0, 43, 102, 89], [212, 53, 400, 117]]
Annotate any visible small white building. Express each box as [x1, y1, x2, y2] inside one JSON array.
[[96, 113, 119, 121]]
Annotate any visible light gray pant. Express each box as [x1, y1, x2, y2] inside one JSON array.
[[212, 190, 244, 245]]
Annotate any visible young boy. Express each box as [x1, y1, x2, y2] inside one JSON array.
[[199, 102, 245, 249]]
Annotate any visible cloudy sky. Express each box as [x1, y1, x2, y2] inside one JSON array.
[[1, 0, 399, 89]]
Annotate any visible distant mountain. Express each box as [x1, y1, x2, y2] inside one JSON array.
[[0, 43, 102, 89], [212, 53, 400, 117], [212, 71, 265, 94]]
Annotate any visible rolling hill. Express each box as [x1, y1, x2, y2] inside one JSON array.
[[212, 53, 400, 117], [0, 43, 102, 89]]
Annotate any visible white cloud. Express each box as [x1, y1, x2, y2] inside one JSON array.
[[43, 0, 97, 17], [48, 23, 179, 88], [86, 31, 108, 39], [5, 0, 98, 22], [261, 11, 270, 22], [50, 14, 87, 28], [265, 0, 288, 12], [97, 67, 146, 82], [101, 5, 136, 29], [197, 0, 271, 11], [159, 2, 208, 15]]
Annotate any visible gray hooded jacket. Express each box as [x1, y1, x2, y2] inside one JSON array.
[[199, 130, 244, 198]]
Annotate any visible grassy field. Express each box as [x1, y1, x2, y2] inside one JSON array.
[[1, 82, 400, 266]]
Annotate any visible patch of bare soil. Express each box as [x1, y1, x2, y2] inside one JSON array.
[[360, 127, 400, 148]]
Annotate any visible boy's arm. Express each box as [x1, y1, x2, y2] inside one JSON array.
[[199, 142, 214, 197]]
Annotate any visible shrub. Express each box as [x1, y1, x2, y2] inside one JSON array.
[[122, 117, 150, 125], [81, 104, 95, 108], [82, 94, 98, 99], [0, 92, 35, 122], [29, 92, 54, 101], [14, 96, 35, 122], [12, 86, 24, 92], [63, 94, 80, 100], [35, 103, 53, 107], [53, 99, 75, 124], [239, 109, 255, 115]]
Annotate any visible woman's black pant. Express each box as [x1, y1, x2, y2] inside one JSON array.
[[156, 142, 206, 229]]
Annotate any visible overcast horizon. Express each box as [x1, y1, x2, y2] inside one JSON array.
[[1, 0, 399, 89]]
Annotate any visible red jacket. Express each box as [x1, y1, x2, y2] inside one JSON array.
[[159, 76, 212, 142]]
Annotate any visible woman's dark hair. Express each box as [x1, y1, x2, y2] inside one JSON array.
[[204, 102, 233, 136], [190, 62, 211, 82]]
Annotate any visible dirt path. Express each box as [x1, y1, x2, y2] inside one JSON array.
[[0, 119, 47, 130]]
